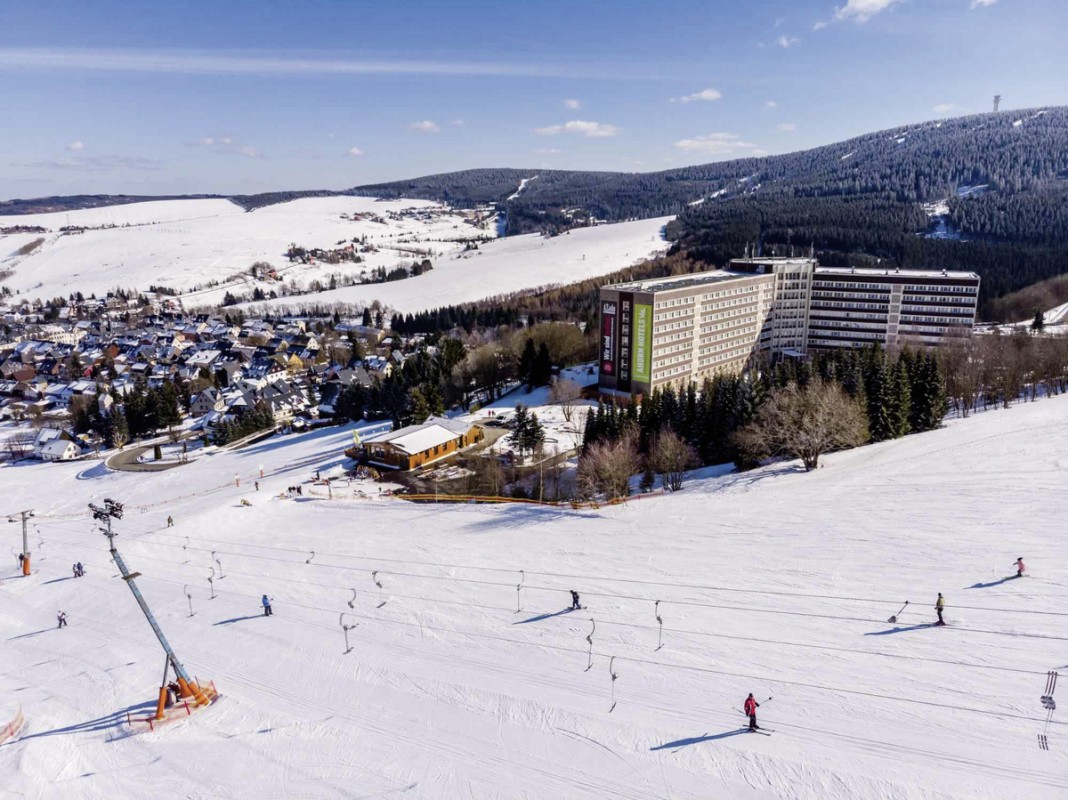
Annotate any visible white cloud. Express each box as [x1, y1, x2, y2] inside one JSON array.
[[776, 35, 800, 48], [970, 0, 997, 7], [932, 103, 957, 113], [564, 98, 581, 110], [347, 146, 364, 157], [778, 123, 797, 131], [673, 87, 723, 104], [65, 140, 84, 151], [25, 155, 162, 172], [764, 100, 778, 109], [188, 135, 258, 157], [834, 0, 902, 23], [674, 132, 765, 157], [410, 120, 440, 133], [535, 120, 620, 138], [533, 147, 561, 154], [0, 47, 619, 80], [813, 20, 829, 30]]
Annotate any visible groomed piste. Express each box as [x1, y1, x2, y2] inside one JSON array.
[[1, 393, 1066, 799]]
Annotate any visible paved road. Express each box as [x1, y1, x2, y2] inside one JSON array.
[[105, 442, 190, 473]]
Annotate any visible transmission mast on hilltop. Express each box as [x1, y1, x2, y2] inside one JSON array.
[[993, 94, 1001, 113], [91, 499, 218, 722]]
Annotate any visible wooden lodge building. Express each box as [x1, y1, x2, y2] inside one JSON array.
[[364, 416, 482, 471]]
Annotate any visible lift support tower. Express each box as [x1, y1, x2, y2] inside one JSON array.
[[91, 499, 217, 721]]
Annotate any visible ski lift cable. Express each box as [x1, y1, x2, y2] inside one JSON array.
[[60, 552, 1065, 727], [119, 569, 1068, 728], [58, 544, 1068, 667], [137, 529, 1068, 617]]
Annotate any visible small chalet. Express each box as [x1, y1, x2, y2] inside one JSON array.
[[364, 416, 482, 471]]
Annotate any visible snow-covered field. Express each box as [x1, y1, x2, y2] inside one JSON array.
[[0, 196, 486, 304], [2, 396, 1066, 799], [0, 197, 671, 314], [246, 215, 672, 315]]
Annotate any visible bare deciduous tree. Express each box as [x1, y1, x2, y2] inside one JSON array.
[[549, 377, 583, 424], [577, 429, 638, 500], [734, 379, 869, 471], [650, 428, 700, 492], [940, 327, 983, 417], [6, 430, 36, 462], [469, 456, 505, 497]]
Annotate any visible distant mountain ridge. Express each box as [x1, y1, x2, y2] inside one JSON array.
[[351, 106, 1068, 309], [4, 107, 1067, 309]]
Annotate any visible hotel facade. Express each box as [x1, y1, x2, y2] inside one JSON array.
[[598, 257, 979, 399]]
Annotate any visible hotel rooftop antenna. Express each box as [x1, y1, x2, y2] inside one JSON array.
[[993, 95, 1001, 113]]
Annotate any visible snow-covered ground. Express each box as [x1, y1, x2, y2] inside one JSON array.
[[0, 196, 671, 315], [2, 396, 1067, 799], [247, 215, 672, 314], [0, 196, 492, 304]]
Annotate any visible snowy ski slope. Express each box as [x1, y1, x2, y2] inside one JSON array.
[[246, 215, 672, 315], [0, 197, 670, 313], [1, 396, 1066, 799]]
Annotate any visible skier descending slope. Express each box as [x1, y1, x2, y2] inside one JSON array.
[[570, 590, 581, 610], [935, 593, 946, 626], [1014, 557, 1026, 578], [744, 693, 760, 730], [262, 595, 273, 616]]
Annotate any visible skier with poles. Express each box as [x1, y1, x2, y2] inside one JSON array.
[[1013, 557, 1026, 578], [261, 594, 273, 616], [935, 593, 946, 626], [744, 693, 762, 730]]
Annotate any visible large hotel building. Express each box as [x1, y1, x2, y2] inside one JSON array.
[[598, 257, 980, 399]]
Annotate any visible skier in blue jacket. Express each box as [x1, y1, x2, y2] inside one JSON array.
[[261, 595, 273, 616]]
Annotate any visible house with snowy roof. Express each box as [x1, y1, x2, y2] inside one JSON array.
[[363, 416, 482, 471]]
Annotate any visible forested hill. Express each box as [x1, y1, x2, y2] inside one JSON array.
[[354, 107, 1068, 312]]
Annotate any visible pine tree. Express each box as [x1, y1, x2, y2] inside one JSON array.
[[533, 342, 553, 387], [423, 383, 445, 417], [581, 407, 597, 452], [105, 408, 129, 448], [889, 360, 912, 438], [409, 388, 431, 424], [518, 338, 537, 390], [509, 404, 530, 454], [523, 412, 546, 454]]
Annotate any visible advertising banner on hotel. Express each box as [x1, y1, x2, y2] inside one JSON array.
[[631, 302, 652, 384], [600, 300, 617, 376], [618, 293, 633, 392]]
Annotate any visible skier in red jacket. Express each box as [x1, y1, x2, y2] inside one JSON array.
[[1014, 557, 1026, 578], [744, 693, 760, 730]]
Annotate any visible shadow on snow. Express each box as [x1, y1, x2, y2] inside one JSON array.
[[967, 576, 1019, 589], [213, 614, 267, 626], [13, 700, 157, 742], [513, 608, 575, 625], [650, 729, 751, 750], [864, 623, 938, 636]]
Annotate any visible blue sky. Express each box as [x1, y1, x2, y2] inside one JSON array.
[[0, 0, 1064, 199]]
